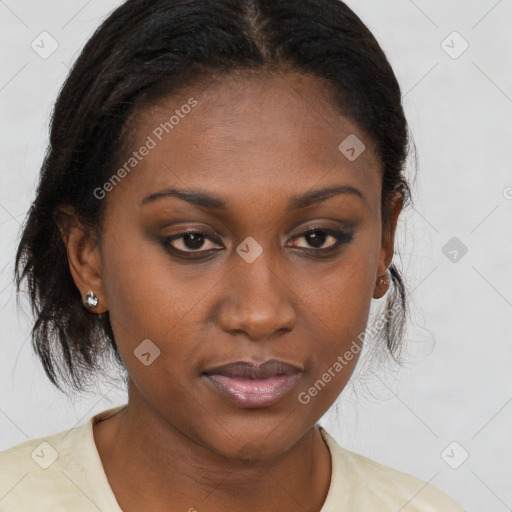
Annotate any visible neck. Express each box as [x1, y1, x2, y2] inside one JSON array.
[[94, 392, 332, 512]]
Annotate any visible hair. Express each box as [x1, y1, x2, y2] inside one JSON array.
[[15, 0, 414, 394]]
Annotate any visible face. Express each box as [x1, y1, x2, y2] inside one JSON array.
[[69, 71, 401, 460]]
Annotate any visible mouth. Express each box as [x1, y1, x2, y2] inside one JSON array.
[[201, 359, 303, 409]]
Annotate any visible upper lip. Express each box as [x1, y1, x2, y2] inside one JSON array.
[[202, 359, 302, 379]]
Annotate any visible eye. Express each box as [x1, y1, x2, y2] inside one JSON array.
[[160, 225, 354, 261], [162, 230, 223, 254], [288, 226, 354, 251]]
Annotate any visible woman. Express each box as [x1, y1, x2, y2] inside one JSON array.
[[0, 0, 466, 510]]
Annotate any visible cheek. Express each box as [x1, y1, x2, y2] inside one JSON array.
[[295, 245, 378, 403], [101, 221, 189, 328], [100, 225, 216, 379], [307, 246, 377, 341]]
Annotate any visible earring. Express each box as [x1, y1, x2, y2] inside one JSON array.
[[378, 273, 388, 287], [374, 269, 390, 298], [83, 290, 99, 309]]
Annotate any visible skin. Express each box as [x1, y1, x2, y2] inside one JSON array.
[[57, 70, 402, 512]]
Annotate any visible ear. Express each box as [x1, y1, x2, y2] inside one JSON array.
[[373, 191, 403, 299], [53, 205, 109, 313]]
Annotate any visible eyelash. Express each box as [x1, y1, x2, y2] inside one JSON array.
[[161, 227, 354, 260]]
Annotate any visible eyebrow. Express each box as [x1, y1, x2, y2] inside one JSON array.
[[140, 184, 365, 211]]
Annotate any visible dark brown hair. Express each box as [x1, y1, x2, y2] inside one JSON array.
[[15, 0, 413, 393]]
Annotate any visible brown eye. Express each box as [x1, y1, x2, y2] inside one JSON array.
[[289, 227, 353, 251], [162, 230, 223, 254], [303, 229, 330, 249]]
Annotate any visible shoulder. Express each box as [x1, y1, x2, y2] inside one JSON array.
[[319, 427, 467, 511], [0, 423, 88, 511], [0, 405, 125, 512]]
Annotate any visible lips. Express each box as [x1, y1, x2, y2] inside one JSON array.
[[202, 359, 303, 408], [202, 359, 302, 379]]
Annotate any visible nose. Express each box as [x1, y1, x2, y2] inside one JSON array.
[[217, 251, 296, 341]]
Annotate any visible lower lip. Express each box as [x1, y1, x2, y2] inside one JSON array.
[[204, 373, 300, 408]]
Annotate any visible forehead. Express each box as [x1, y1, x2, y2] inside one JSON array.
[[112, 70, 382, 212]]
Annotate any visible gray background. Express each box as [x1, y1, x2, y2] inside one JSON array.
[[1, 1, 511, 510]]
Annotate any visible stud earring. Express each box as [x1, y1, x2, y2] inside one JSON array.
[[378, 274, 388, 286], [375, 270, 390, 297], [377, 269, 389, 290], [83, 290, 99, 309]]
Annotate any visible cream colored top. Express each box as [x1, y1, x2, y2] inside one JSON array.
[[0, 405, 466, 511]]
